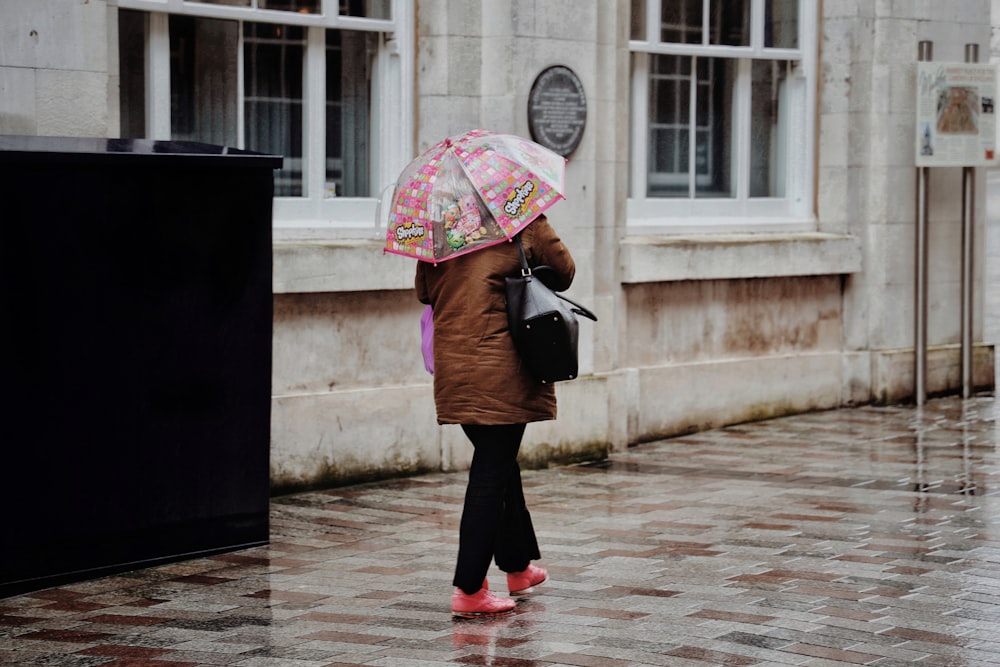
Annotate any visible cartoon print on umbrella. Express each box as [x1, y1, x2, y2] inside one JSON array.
[[382, 129, 566, 263]]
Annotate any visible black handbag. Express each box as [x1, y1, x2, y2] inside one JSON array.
[[505, 233, 597, 384]]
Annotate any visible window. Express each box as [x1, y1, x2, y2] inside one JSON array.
[[629, 0, 816, 231], [118, 0, 412, 234]]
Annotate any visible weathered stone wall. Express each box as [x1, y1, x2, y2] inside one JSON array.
[[0, 0, 117, 136], [821, 1, 994, 404]]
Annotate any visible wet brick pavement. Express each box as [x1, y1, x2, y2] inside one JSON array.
[[2, 395, 1000, 666]]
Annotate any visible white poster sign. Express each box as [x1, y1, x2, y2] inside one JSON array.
[[915, 61, 997, 167]]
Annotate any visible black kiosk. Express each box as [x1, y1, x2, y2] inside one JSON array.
[[0, 136, 279, 597]]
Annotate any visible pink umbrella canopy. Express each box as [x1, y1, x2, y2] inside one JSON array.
[[382, 129, 566, 262]]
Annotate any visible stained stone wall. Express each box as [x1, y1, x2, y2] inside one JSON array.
[[0, 0, 117, 136]]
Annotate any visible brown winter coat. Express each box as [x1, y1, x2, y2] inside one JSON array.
[[415, 216, 576, 425]]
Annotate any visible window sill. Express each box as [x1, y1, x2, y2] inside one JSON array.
[[620, 232, 862, 283], [273, 239, 415, 294], [273, 232, 864, 294]]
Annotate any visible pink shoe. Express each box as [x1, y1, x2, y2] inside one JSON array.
[[507, 564, 547, 596], [451, 587, 515, 618]]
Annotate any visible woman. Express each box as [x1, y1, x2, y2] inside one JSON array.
[[415, 214, 576, 617]]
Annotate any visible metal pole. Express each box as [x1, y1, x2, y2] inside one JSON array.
[[916, 40, 932, 406], [961, 43, 979, 398]]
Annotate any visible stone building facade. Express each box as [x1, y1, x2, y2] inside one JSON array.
[[1, 0, 994, 491]]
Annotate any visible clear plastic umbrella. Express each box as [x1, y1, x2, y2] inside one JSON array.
[[382, 129, 566, 263]]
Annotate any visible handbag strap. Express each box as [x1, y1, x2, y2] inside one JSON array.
[[513, 233, 532, 275], [512, 233, 598, 322]]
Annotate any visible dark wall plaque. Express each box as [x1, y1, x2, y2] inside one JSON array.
[[527, 65, 586, 157]]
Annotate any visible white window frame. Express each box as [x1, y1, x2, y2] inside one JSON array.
[[628, 0, 817, 233], [118, 0, 414, 236]]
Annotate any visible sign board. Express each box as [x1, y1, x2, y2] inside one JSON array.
[[915, 61, 997, 167], [527, 66, 586, 157]]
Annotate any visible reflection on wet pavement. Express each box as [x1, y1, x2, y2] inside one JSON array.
[[1, 395, 999, 665]]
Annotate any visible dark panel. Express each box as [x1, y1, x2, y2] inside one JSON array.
[[0, 136, 279, 597]]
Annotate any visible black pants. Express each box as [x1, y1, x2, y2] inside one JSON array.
[[453, 423, 541, 594]]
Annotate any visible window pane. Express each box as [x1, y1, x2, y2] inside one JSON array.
[[169, 15, 239, 147], [651, 127, 688, 176], [326, 30, 372, 198], [630, 0, 644, 40], [647, 54, 735, 199], [661, 0, 702, 44], [695, 57, 733, 198], [340, 0, 391, 19], [652, 79, 676, 125], [750, 60, 787, 197], [190, 0, 250, 6], [259, 0, 320, 13], [118, 9, 146, 138], [765, 0, 798, 48], [710, 0, 750, 46], [245, 23, 304, 196], [647, 55, 691, 197]]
